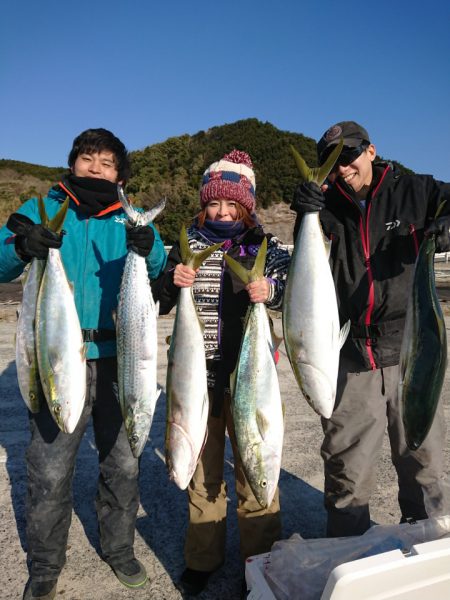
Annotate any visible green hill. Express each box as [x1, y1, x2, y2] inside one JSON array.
[[0, 119, 413, 244]]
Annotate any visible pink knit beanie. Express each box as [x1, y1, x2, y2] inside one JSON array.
[[199, 149, 256, 213]]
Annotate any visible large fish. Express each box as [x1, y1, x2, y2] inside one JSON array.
[[399, 231, 448, 450], [165, 227, 222, 489], [116, 187, 165, 458], [283, 142, 350, 419], [224, 238, 284, 508], [14, 197, 54, 413], [36, 197, 87, 433]]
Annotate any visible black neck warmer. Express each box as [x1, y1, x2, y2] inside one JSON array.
[[61, 174, 120, 217]]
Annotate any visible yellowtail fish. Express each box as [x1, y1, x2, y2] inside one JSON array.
[[224, 238, 284, 508], [283, 141, 350, 419], [36, 197, 86, 433], [165, 227, 223, 489], [399, 228, 448, 450]]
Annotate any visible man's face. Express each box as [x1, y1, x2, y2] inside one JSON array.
[[72, 150, 120, 183], [328, 144, 376, 194]]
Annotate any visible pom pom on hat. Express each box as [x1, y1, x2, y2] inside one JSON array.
[[200, 149, 256, 212]]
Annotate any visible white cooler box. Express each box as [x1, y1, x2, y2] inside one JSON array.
[[245, 536, 450, 600]]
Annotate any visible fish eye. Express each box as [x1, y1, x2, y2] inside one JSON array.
[[260, 479, 267, 488]]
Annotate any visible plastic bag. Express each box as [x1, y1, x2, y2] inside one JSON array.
[[265, 515, 450, 600]]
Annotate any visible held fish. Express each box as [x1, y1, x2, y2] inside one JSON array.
[[36, 197, 86, 433], [399, 233, 448, 450], [165, 227, 223, 489], [116, 187, 165, 458], [283, 142, 350, 419], [224, 238, 284, 509]]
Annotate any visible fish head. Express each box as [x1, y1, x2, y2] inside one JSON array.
[[166, 422, 198, 490]]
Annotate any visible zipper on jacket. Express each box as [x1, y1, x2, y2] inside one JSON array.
[[358, 203, 377, 370]]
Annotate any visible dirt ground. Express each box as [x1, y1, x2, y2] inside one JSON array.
[[1, 269, 450, 600]]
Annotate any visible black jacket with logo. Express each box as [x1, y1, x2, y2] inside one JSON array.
[[294, 163, 450, 370]]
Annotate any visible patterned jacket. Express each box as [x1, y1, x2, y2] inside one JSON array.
[[153, 223, 290, 385]]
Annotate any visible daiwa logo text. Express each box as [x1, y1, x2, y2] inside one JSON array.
[[385, 219, 400, 231]]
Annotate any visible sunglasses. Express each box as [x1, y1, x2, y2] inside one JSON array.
[[321, 142, 369, 171]]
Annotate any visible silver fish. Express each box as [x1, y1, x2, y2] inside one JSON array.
[[283, 143, 350, 419], [16, 258, 46, 412], [116, 187, 165, 458], [224, 238, 284, 508], [36, 198, 86, 433], [15, 198, 64, 413], [165, 227, 222, 489], [399, 233, 448, 450]]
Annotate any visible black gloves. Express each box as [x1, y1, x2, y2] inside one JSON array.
[[426, 215, 450, 253], [126, 223, 155, 257], [291, 181, 326, 215], [7, 213, 63, 261]]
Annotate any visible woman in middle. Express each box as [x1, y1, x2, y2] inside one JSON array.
[[153, 149, 290, 597]]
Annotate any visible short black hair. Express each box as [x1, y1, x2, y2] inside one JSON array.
[[68, 128, 131, 182]]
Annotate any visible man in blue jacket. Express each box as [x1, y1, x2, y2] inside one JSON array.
[[291, 121, 450, 539], [0, 128, 167, 600]]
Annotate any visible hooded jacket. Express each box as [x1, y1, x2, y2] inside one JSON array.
[[294, 164, 450, 370], [0, 183, 167, 359]]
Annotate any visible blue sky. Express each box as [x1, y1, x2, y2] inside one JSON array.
[[1, 0, 449, 181]]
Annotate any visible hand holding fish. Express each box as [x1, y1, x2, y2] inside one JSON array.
[[173, 263, 197, 287], [425, 215, 450, 253], [246, 278, 270, 303]]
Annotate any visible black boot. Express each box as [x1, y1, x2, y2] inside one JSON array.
[[111, 558, 148, 588], [178, 568, 214, 596], [23, 578, 58, 600]]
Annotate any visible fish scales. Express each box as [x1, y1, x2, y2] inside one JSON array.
[[282, 212, 343, 418], [165, 285, 209, 489], [16, 259, 46, 412], [117, 249, 159, 457], [399, 236, 448, 450], [231, 301, 284, 508], [36, 248, 86, 433], [116, 188, 165, 458]]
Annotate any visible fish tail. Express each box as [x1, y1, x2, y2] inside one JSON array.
[[46, 196, 70, 233], [290, 138, 344, 185], [223, 237, 267, 284], [179, 226, 223, 269], [117, 185, 166, 225]]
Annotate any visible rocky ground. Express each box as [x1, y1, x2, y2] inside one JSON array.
[[0, 260, 449, 600]]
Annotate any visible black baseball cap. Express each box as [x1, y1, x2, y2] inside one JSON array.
[[317, 121, 370, 164]]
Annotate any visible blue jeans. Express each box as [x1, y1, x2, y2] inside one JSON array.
[[25, 357, 140, 580]]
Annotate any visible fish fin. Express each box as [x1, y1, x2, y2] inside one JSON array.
[[290, 139, 344, 185], [323, 235, 332, 260], [37, 195, 48, 227], [48, 196, 70, 233], [435, 200, 447, 219], [256, 409, 270, 440], [223, 237, 268, 284], [339, 320, 351, 349], [229, 366, 237, 396], [118, 186, 166, 225], [179, 226, 223, 269], [268, 316, 282, 350]]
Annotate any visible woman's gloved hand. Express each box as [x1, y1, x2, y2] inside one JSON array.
[[426, 215, 450, 253], [126, 223, 155, 257], [290, 181, 326, 215], [7, 213, 63, 261]]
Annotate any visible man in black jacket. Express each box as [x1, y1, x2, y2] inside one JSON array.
[[291, 121, 450, 537]]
